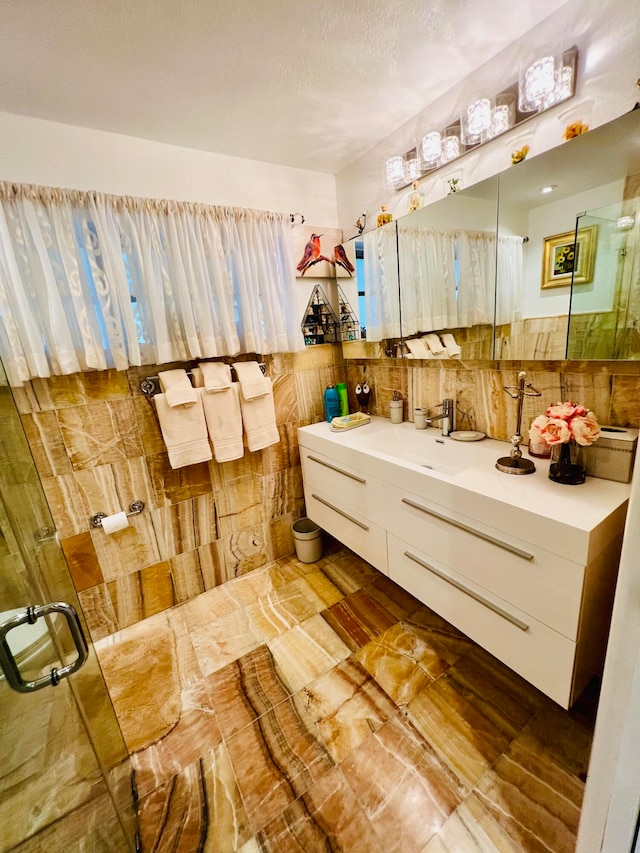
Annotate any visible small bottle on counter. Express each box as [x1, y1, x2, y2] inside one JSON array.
[[390, 390, 403, 424], [336, 382, 349, 417], [323, 385, 340, 423]]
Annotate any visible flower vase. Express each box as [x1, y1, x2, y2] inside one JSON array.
[[549, 442, 586, 485]]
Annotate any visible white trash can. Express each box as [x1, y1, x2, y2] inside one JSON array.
[[292, 517, 323, 563]]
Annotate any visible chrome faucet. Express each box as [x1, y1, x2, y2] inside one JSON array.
[[425, 398, 454, 436]]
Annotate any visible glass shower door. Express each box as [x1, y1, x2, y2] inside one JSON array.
[[0, 366, 136, 851]]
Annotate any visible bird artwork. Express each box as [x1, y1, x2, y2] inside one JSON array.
[[355, 381, 371, 413], [333, 244, 355, 276], [296, 233, 331, 276]]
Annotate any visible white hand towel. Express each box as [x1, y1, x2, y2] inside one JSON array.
[[193, 362, 232, 393], [405, 338, 432, 359], [422, 333, 446, 355], [154, 390, 212, 469], [441, 333, 462, 358], [232, 361, 269, 400], [238, 378, 280, 451], [200, 384, 244, 462], [158, 369, 197, 408]]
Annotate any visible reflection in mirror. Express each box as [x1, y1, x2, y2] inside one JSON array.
[[568, 199, 640, 359], [496, 109, 640, 360], [398, 177, 498, 359], [360, 219, 401, 344]]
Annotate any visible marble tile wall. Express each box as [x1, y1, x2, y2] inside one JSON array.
[[345, 358, 640, 438], [12, 346, 346, 640]]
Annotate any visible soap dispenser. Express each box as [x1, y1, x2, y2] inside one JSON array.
[[389, 390, 403, 424]]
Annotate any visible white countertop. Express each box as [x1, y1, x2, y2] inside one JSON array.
[[298, 417, 631, 562]]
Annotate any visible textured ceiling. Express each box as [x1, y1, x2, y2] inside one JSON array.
[[0, 0, 569, 174]]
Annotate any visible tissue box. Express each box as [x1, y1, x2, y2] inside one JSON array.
[[585, 426, 638, 483]]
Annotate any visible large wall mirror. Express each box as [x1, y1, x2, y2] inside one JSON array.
[[341, 108, 639, 361]]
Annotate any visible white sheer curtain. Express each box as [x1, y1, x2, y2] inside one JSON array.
[[397, 225, 503, 334], [496, 235, 524, 326], [0, 183, 303, 386], [363, 224, 401, 341]]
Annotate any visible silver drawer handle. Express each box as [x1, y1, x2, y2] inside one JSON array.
[[404, 550, 530, 632], [0, 602, 89, 693], [307, 455, 366, 484], [401, 497, 534, 561], [311, 494, 369, 530]]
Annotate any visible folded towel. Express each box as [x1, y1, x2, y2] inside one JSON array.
[[405, 338, 432, 359], [155, 390, 212, 468], [238, 378, 280, 451], [422, 333, 446, 355], [232, 361, 269, 400], [441, 333, 461, 358], [193, 362, 233, 393], [158, 369, 197, 408], [200, 383, 244, 462]]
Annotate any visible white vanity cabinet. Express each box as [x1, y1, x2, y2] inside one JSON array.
[[300, 446, 388, 573], [298, 419, 630, 708]]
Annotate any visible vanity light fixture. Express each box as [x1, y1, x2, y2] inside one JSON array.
[[461, 97, 493, 145], [385, 45, 577, 192], [419, 131, 442, 169], [519, 47, 578, 113], [385, 155, 406, 189], [403, 149, 422, 182], [441, 126, 461, 162]]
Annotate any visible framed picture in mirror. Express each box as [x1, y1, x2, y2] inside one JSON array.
[[541, 224, 598, 289]]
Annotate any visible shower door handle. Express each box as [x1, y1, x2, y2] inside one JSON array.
[[0, 602, 89, 693]]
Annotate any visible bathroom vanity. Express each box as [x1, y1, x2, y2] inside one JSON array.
[[299, 418, 630, 708]]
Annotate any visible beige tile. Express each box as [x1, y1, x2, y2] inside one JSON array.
[[91, 514, 161, 582], [261, 466, 304, 519], [170, 549, 206, 602], [146, 452, 213, 507], [268, 614, 351, 692], [78, 584, 119, 641], [197, 539, 230, 589], [20, 411, 72, 477], [60, 531, 103, 591], [221, 524, 269, 578], [57, 399, 143, 468], [272, 372, 298, 424]]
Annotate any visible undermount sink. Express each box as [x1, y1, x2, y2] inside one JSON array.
[[356, 426, 472, 475]]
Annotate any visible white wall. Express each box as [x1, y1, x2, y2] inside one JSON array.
[[0, 112, 339, 227], [335, 0, 640, 239]]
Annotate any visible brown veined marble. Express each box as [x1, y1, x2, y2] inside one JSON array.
[[267, 614, 351, 693], [57, 399, 143, 469], [60, 531, 103, 591], [96, 618, 181, 753], [340, 715, 465, 853], [321, 589, 398, 653], [423, 793, 523, 852], [295, 656, 398, 763]]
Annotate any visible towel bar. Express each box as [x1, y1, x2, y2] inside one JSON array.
[[140, 363, 266, 396]]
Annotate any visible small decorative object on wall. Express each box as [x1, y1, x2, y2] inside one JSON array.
[[447, 177, 461, 194], [529, 402, 600, 485], [541, 225, 598, 289], [333, 242, 356, 277], [355, 381, 371, 413], [408, 181, 424, 212], [377, 205, 393, 227], [511, 144, 530, 165], [294, 227, 342, 278], [563, 120, 589, 140], [301, 284, 340, 345]]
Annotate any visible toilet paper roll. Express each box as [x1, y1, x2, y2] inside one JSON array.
[[101, 511, 129, 535]]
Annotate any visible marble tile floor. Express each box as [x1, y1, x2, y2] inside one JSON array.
[[95, 544, 598, 853]]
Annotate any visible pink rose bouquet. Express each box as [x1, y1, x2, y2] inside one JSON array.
[[529, 402, 600, 448]]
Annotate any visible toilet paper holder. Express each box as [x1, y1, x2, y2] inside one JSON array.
[[90, 501, 145, 529]]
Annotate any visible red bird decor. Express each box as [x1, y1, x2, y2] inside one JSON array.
[[296, 233, 331, 276], [333, 244, 355, 276]]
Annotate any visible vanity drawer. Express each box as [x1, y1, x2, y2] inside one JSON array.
[[304, 486, 388, 575], [385, 483, 584, 640], [388, 534, 576, 707], [301, 447, 385, 525]]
